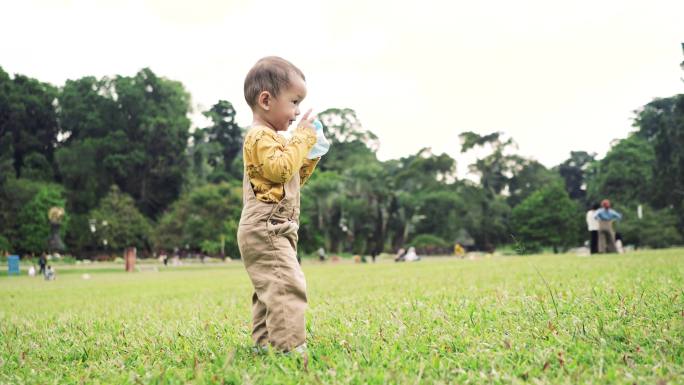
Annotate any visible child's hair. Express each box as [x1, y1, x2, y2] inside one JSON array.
[[244, 56, 305, 109]]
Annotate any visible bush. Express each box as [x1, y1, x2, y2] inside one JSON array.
[[88, 185, 152, 252], [511, 183, 582, 254], [153, 182, 242, 258], [616, 204, 682, 249], [411, 234, 450, 255]]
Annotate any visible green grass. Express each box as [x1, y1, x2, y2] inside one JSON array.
[[1, 249, 683, 384]]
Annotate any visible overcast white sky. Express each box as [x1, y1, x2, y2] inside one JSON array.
[[2, 0, 683, 176]]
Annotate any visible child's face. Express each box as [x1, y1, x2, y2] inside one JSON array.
[[264, 75, 307, 131]]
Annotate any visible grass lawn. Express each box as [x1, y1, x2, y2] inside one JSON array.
[[1, 249, 683, 384]]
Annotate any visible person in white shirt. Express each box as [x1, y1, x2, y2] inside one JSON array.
[[404, 247, 421, 262], [586, 203, 600, 254]]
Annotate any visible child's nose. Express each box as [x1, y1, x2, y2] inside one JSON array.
[[295, 107, 300, 116]]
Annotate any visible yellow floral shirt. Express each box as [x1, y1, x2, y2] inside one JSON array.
[[243, 125, 320, 203]]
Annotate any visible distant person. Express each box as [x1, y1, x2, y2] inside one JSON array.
[[317, 247, 326, 262], [38, 252, 47, 276], [237, 57, 327, 355], [615, 232, 625, 254], [454, 243, 465, 258], [404, 246, 421, 262], [28, 265, 36, 277], [394, 248, 407, 262], [44, 265, 55, 281], [594, 199, 622, 253], [586, 203, 600, 254]]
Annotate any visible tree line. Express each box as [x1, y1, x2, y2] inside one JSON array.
[[0, 65, 682, 258]]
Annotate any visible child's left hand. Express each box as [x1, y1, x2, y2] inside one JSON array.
[[296, 109, 316, 135]]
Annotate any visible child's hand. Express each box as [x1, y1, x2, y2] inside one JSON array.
[[296, 109, 316, 135]]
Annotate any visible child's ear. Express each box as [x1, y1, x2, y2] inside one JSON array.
[[257, 91, 271, 111]]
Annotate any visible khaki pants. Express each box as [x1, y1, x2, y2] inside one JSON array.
[[237, 171, 307, 352], [597, 220, 617, 253]]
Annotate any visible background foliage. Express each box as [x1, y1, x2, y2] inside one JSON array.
[[1, 63, 683, 257]]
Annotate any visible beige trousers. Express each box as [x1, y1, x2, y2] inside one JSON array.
[[237, 171, 307, 352], [597, 220, 617, 253]]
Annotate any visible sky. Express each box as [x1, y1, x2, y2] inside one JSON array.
[[2, 0, 683, 177]]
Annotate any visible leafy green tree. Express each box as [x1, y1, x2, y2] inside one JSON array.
[[507, 157, 563, 207], [460, 131, 517, 195], [511, 183, 582, 253], [154, 182, 242, 258], [382, 148, 458, 249], [343, 162, 392, 254], [457, 183, 511, 251], [555, 151, 596, 202], [0, 178, 46, 251], [633, 95, 684, 229], [204, 100, 243, 181], [317, 108, 379, 149], [189, 100, 244, 186], [16, 183, 66, 254], [412, 189, 464, 245], [0, 68, 11, 141], [57, 68, 192, 218], [586, 134, 654, 205], [0, 235, 10, 254], [458, 132, 522, 250], [20, 152, 54, 182], [299, 171, 346, 252], [0, 67, 59, 180], [55, 137, 111, 214], [302, 160, 392, 255], [0, 132, 14, 184], [615, 204, 682, 249], [88, 185, 151, 252], [300, 109, 397, 254], [315, 108, 381, 174]]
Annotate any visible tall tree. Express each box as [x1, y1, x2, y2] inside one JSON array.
[[633, 95, 684, 227], [459, 131, 517, 195], [191, 100, 244, 184], [316, 108, 379, 173], [317, 108, 379, 149], [57, 68, 192, 218], [555, 151, 596, 202], [586, 134, 654, 206], [507, 157, 562, 207], [0, 67, 59, 180], [385, 148, 458, 249]]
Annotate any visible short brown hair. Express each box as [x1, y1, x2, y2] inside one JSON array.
[[244, 56, 305, 109]]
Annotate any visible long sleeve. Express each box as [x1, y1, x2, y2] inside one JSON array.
[[595, 208, 622, 221], [257, 127, 316, 184], [299, 157, 320, 186]]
